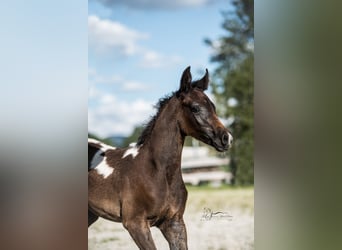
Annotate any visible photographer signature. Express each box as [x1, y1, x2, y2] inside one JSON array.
[[200, 207, 233, 221]]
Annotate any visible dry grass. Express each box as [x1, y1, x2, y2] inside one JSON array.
[[88, 186, 254, 250]]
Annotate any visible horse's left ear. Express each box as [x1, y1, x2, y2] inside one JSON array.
[[192, 69, 209, 91], [179, 66, 192, 93]]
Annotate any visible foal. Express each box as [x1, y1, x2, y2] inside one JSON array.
[[88, 66, 233, 250]]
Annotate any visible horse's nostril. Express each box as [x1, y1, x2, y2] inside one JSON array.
[[222, 133, 228, 145]]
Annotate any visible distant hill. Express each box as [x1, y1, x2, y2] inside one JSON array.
[[104, 135, 127, 147], [88, 133, 126, 147]]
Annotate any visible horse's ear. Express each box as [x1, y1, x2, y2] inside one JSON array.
[[179, 66, 192, 93], [192, 69, 209, 91]]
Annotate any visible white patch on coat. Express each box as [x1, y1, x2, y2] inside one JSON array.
[[101, 144, 116, 151], [90, 149, 104, 169], [122, 145, 140, 159], [88, 138, 101, 145], [95, 157, 113, 178], [89, 138, 116, 177], [88, 138, 116, 151]]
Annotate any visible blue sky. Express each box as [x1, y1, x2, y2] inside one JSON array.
[[88, 0, 231, 138]]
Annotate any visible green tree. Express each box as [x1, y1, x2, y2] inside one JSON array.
[[122, 126, 144, 147], [206, 0, 254, 185]]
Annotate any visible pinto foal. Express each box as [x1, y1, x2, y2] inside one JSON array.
[[88, 66, 232, 250]]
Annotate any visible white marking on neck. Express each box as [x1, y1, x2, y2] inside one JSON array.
[[95, 157, 113, 178], [88, 138, 116, 151], [88, 138, 102, 145], [122, 145, 141, 159], [88, 138, 116, 148]]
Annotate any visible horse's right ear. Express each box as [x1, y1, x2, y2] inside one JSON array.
[[179, 66, 192, 93]]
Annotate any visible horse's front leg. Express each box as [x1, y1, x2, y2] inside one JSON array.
[[122, 219, 157, 250], [158, 216, 188, 250]]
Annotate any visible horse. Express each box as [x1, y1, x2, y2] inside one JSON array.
[[88, 66, 233, 250]]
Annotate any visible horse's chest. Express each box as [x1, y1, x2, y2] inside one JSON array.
[[151, 184, 187, 219]]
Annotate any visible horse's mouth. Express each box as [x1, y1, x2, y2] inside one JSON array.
[[199, 134, 229, 152], [212, 142, 229, 152]]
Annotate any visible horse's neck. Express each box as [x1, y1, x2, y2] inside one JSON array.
[[147, 100, 185, 172]]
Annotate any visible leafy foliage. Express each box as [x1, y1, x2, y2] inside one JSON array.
[[206, 0, 254, 185], [122, 126, 144, 147]]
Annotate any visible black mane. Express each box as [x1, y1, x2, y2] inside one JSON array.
[[137, 91, 178, 145]]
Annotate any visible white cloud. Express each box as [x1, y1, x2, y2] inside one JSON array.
[[90, 74, 123, 85], [88, 67, 97, 77], [140, 50, 182, 68], [88, 67, 149, 93], [89, 15, 182, 68], [88, 85, 102, 99], [95, 0, 215, 10], [122, 81, 149, 91], [88, 90, 154, 137], [88, 15, 148, 55]]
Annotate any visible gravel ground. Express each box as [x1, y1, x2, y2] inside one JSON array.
[[88, 187, 254, 250]]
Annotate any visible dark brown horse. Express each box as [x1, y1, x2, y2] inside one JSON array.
[[88, 66, 233, 250]]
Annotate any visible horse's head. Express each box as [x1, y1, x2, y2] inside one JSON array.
[[176, 66, 233, 152]]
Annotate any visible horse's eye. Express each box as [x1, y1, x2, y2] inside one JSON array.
[[191, 105, 200, 113]]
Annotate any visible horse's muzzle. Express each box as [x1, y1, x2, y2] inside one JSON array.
[[211, 129, 233, 152], [222, 131, 233, 149]]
